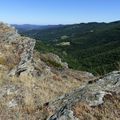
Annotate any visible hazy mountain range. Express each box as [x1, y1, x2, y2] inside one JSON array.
[[12, 24, 63, 31]]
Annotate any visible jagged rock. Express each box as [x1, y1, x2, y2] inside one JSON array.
[[0, 22, 19, 43], [47, 71, 120, 120], [0, 22, 36, 76], [8, 36, 36, 76], [48, 109, 78, 120]]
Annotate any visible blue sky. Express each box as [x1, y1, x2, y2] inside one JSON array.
[[0, 0, 120, 24]]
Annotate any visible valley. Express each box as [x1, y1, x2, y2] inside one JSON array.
[[18, 21, 120, 75]]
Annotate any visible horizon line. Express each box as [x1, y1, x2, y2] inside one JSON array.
[[10, 20, 120, 26], [1, 19, 120, 26]]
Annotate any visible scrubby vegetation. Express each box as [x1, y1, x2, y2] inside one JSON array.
[[44, 59, 63, 68], [0, 69, 83, 119], [72, 93, 120, 120]]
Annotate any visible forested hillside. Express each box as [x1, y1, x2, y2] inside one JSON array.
[[19, 21, 120, 75]]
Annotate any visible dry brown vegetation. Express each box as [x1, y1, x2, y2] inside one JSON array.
[[0, 38, 93, 119], [0, 44, 20, 70], [72, 92, 120, 120], [0, 69, 82, 120]]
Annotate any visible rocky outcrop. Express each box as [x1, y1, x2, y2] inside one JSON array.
[[0, 22, 36, 76], [9, 37, 36, 76], [0, 22, 19, 43], [40, 53, 68, 69], [47, 71, 120, 120]]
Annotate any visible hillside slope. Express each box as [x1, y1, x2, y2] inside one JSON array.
[[0, 22, 94, 120], [20, 21, 120, 75], [0, 22, 120, 120]]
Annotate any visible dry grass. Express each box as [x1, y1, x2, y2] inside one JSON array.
[[0, 72, 4, 86], [0, 43, 92, 119], [72, 93, 120, 120], [0, 57, 6, 65], [0, 44, 20, 70], [0, 70, 81, 120]]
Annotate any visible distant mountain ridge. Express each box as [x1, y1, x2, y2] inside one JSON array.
[[12, 24, 63, 31]]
